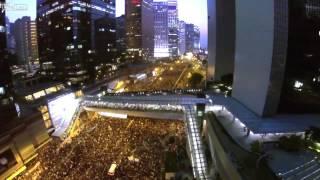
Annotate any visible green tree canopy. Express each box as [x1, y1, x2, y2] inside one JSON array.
[[189, 72, 204, 88]]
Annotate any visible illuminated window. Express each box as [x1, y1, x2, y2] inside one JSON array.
[[52, 1, 59, 6], [45, 87, 57, 95], [56, 84, 65, 90], [66, 45, 74, 50], [73, 6, 81, 11], [38, 106, 48, 113], [25, 95, 34, 101], [75, 90, 84, 98], [294, 81, 304, 89], [42, 112, 50, 121], [15, 103, 20, 117], [1, 98, 10, 105], [0, 149, 17, 174], [33, 90, 46, 99], [0, 87, 5, 95], [0, 26, 5, 33], [44, 118, 52, 128]]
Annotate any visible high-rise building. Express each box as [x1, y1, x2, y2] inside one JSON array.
[[116, 15, 126, 55], [5, 17, 15, 54], [207, 0, 235, 81], [193, 26, 200, 53], [13, 17, 39, 66], [306, 0, 320, 18], [231, 0, 289, 117], [30, 21, 39, 65], [125, 0, 154, 61], [208, 0, 320, 117], [153, 0, 169, 58], [178, 20, 186, 55], [95, 16, 117, 64], [278, 0, 320, 113], [168, 0, 179, 57], [185, 23, 200, 53], [37, 0, 116, 86], [0, 0, 18, 122]]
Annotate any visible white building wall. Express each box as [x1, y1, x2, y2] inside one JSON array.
[[207, 0, 235, 81], [207, 0, 216, 81], [232, 0, 275, 116]]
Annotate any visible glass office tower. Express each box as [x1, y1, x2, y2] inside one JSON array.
[[37, 0, 116, 86]]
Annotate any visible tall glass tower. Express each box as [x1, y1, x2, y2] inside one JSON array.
[[37, 0, 116, 87], [125, 0, 154, 61], [168, 0, 178, 57], [153, 0, 169, 58]]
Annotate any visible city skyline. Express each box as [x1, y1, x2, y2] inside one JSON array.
[[1, 0, 320, 179], [6, 0, 208, 48]]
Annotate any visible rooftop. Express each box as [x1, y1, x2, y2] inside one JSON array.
[[207, 93, 320, 134]]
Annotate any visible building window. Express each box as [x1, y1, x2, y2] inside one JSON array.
[[38, 106, 48, 114], [0, 149, 17, 175], [0, 87, 5, 95], [0, 26, 5, 33], [25, 95, 34, 101], [45, 87, 58, 95], [33, 90, 46, 100]]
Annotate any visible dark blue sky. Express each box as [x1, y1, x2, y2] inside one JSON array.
[[7, 0, 207, 48]]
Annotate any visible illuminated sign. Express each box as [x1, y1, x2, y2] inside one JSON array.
[[48, 93, 79, 137]]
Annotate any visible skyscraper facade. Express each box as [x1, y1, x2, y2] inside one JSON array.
[[178, 20, 186, 55], [185, 23, 200, 53], [206, 0, 320, 118], [116, 15, 126, 55], [125, 0, 154, 61], [207, 0, 235, 81], [30, 21, 39, 65], [5, 17, 15, 54], [14, 17, 39, 66], [37, 0, 116, 86], [278, 0, 320, 113], [0, 0, 18, 122], [153, 0, 169, 58], [94, 16, 117, 64], [167, 0, 179, 57]]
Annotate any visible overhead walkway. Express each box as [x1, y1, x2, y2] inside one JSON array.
[[82, 95, 210, 180], [279, 157, 320, 180]]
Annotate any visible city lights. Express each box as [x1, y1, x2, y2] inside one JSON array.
[[294, 80, 304, 89], [1, 0, 320, 180]]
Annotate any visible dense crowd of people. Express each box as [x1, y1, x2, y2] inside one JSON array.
[[18, 113, 186, 180]]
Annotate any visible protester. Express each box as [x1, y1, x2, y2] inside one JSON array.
[[18, 115, 186, 180]]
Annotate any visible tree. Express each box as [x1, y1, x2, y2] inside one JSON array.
[[221, 73, 233, 85], [279, 135, 304, 152], [250, 141, 262, 154], [189, 72, 204, 88], [307, 126, 320, 142]]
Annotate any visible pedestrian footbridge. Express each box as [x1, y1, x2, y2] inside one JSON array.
[[81, 95, 210, 180]]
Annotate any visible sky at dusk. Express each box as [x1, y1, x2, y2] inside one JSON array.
[[6, 0, 207, 48], [116, 0, 208, 48]]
